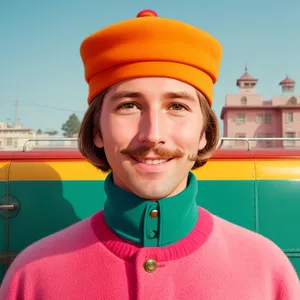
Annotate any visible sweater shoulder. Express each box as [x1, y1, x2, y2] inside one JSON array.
[[209, 214, 300, 296], [212, 214, 281, 253], [3, 212, 102, 280], [211, 214, 298, 274]]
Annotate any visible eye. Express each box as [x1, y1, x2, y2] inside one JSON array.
[[170, 103, 187, 111], [119, 102, 138, 110]]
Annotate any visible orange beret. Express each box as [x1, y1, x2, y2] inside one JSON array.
[[80, 9, 222, 106]]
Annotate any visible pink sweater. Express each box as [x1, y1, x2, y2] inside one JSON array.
[[0, 207, 299, 299]]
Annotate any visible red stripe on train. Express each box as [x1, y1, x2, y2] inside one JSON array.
[[0, 149, 299, 161]]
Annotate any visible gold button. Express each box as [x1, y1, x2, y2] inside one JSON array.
[[150, 209, 159, 218], [144, 258, 157, 273]]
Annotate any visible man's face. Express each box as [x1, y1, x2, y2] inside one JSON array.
[[94, 77, 207, 200]]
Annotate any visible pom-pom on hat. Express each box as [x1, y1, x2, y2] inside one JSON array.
[[80, 9, 222, 106], [136, 9, 158, 17]]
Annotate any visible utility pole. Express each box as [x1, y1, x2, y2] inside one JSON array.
[[13, 100, 19, 128], [6, 118, 11, 128]]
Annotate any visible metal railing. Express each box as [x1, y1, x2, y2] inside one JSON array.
[[219, 138, 300, 150], [18, 137, 300, 152], [22, 138, 78, 152]]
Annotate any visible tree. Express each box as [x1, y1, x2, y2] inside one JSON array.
[[44, 130, 58, 136], [61, 113, 81, 137], [37, 129, 43, 134]]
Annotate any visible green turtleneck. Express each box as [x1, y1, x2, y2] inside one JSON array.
[[103, 171, 199, 247]]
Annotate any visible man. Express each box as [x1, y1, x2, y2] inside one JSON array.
[[1, 9, 299, 300]]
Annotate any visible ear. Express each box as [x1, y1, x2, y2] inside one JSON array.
[[198, 131, 207, 151], [93, 127, 104, 148]]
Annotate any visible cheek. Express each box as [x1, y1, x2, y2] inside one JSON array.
[[171, 119, 202, 147], [101, 114, 138, 149]]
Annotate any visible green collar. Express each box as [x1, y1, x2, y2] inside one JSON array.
[[103, 172, 199, 247]]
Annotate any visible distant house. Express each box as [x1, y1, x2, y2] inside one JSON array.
[[220, 68, 300, 148], [0, 123, 50, 151]]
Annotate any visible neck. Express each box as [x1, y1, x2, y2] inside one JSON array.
[[103, 172, 199, 247]]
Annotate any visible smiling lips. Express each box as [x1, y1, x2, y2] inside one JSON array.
[[133, 157, 171, 165]]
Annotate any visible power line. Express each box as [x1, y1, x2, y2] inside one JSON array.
[[21, 101, 85, 113], [0, 99, 85, 113]]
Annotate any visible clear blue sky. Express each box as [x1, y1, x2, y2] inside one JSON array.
[[1, 0, 300, 135]]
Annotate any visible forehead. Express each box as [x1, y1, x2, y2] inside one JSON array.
[[104, 77, 198, 101]]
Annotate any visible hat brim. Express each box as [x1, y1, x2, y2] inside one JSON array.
[[88, 61, 214, 106]]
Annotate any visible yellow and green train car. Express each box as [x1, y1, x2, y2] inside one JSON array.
[[0, 148, 300, 283]]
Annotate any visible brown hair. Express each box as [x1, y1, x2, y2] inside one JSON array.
[[78, 88, 220, 172]]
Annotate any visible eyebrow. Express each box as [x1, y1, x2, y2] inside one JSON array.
[[110, 90, 197, 102], [164, 91, 197, 103], [110, 91, 142, 101]]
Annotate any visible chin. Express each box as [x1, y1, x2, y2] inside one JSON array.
[[116, 161, 190, 198], [129, 179, 182, 200]]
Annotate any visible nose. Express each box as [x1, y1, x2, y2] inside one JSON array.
[[138, 109, 166, 147]]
